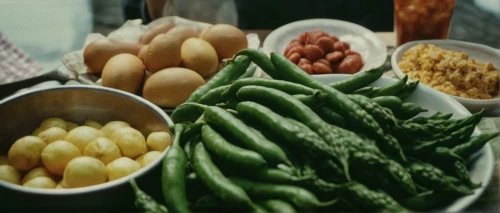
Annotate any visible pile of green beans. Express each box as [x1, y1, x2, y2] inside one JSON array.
[[131, 49, 498, 213]]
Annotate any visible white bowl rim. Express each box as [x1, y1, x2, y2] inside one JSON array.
[[262, 18, 387, 73], [0, 84, 173, 195], [314, 74, 495, 212], [391, 39, 500, 105]]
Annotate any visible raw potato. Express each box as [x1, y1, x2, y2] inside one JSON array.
[[101, 53, 146, 94], [40, 117, 67, 131], [22, 167, 55, 185], [23, 176, 57, 189], [0, 165, 21, 185], [145, 34, 182, 73], [65, 126, 105, 153], [146, 131, 172, 151], [106, 157, 141, 181], [101, 121, 131, 137], [200, 24, 248, 59], [83, 119, 103, 130], [143, 67, 205, 108], [165, 25, 199, 44], [110, 127, 147, 159], [38, 127, 67, 144], [181, 38, 219, 78], [63, 156, 107, 188], [32, 127, 43, 137], [7, 136, 47, 171], [83, 137, 122, 165], [136, 151, 162, 168], [65, 121, 79, 131], [41, 140, 82, 176], [55, 181, 65, 189], [0, 155, 7, 165], [139, 23, 176, 44], [83, 38, 144, 74], [138, 45, 148, 62]]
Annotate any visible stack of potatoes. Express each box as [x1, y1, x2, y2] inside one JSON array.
[[83, 23, 248, 108], [0, 117, 172, 189]]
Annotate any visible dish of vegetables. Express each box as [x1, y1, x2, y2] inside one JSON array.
[[130, 49, 496, 213]]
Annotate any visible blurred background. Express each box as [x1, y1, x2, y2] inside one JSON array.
[[0, 0, 499, 73]]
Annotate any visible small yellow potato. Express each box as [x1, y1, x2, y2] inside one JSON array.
[[0, 165, 22, 185], [136, 151, 162, 168], [38, 127, 67, 144], [62, 156, 107, 188], [110, 127, 147, 159], [101, 121, 130, 137], [8, 136, 46, 171], [83, 137, 122, 165], [41, 140, 82, 176], [83, 119, 103, 130], [21, 167, 55, 185], [106, 157, 141, 181], [65, 126, 105, 152], [40, 117, 67, 131], [65, 121, 79, 131], [23, 176, 57, 189], [146, 131, 171, 152]]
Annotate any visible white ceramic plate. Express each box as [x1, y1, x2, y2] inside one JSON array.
[[262, 19, 387, 74], [392, 39, 500, 112], [314, 74, 495, 212]]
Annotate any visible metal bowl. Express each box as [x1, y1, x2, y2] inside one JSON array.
[[0, 85, 173, 212]]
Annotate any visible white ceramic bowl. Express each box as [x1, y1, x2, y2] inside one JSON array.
[[315, 74, 494, 212], [262, 19, 387, 74], [392, 39, 500, 112]]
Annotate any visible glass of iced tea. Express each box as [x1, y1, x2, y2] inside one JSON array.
[[394, 0, 457, 46]]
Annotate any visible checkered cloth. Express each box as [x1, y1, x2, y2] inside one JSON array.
[[0, 32, 45, 84]]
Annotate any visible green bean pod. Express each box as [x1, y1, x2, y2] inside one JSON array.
[[371, 96, 403, 112], [171, 56, 250, 123], [236, 101, 344, 165], [313, 107, 346, 127], [346, 94, 406, 162], [236, 86, 350, 180], [237, 63, 258, 80], [394, 102, 428, 120], [352, 86, 376, 96], [197, 85, 231, 105], [269, 52, 388, 160], [202, 105, 292, 166], [161, 124, 190, 213], [222, 77, 315, 101], [451, 132, 499, 158], [328, 67, 384, 93], [230, 177, 337, 211], [233, 49, 282, 79], [257, 199, 296, 213], [292, 93, 326, 108], [409, 123, 476, 152], [192, 143, 252, 207], [252, 167, 312, 184], [351, 152, 417, 196], [344, 182, 407, 212], [397, 80, 419, 101], [407, 160, 473, 195], [130, 179, 168, 213], [201, 124, 267, 170], [372, 75, 408, 97]]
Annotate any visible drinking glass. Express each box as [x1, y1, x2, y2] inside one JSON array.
[[394, 0, 457, 46]]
